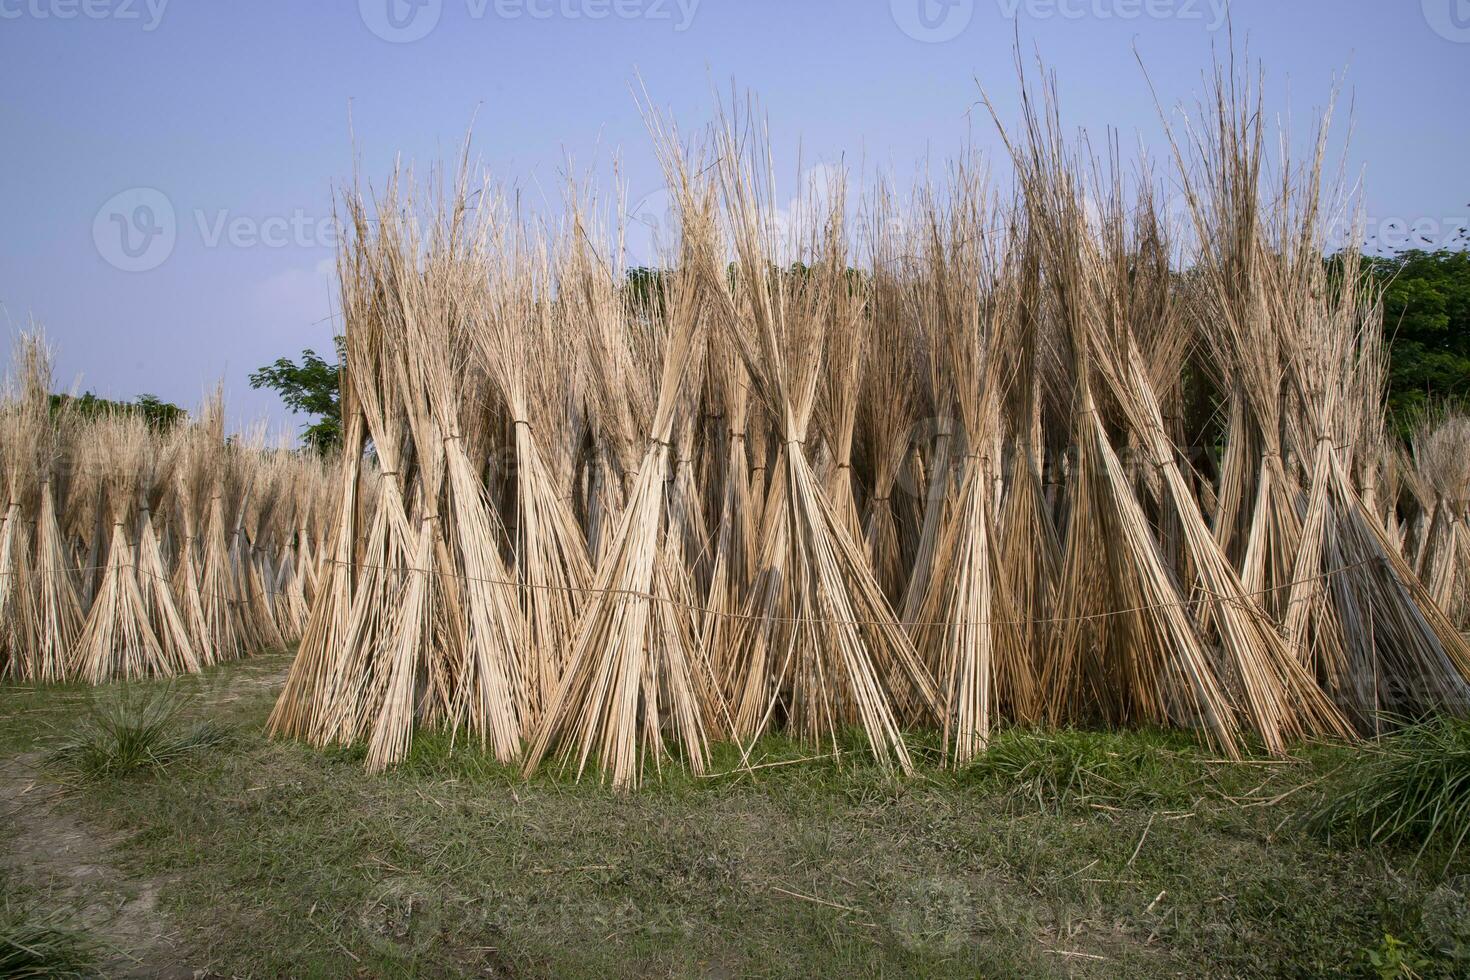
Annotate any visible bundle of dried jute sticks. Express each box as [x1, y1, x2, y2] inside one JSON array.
[[0, 337, 335, 684], [260, 62, 1470, 787]]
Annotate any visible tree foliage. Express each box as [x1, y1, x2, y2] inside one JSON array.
[[50, 391, 185, 431], [249, 253, 1470, 451], [249, 337, 344, 453], [1369, 248, 1470, 434]]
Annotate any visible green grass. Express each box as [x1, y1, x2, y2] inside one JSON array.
[[958, 727, 1205, 811], [1307, 715, 1470, 868], [3, 658, 1470, 977], [0, 901, 97, 979], [45, 686, 233, 781]]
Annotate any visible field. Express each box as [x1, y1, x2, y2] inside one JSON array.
[[3, 653, 1467, 978]]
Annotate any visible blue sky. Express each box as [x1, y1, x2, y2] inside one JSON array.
[[0, 0, 1465, 435]]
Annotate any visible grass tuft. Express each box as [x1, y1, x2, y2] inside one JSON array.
[[0, 904, 97, 979], [1308, 715, 1470, 867], [45, 686, 232, 781]]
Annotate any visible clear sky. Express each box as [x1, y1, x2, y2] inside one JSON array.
[[0, 0, 1465, 437]]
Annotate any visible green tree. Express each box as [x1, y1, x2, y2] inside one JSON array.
[[1368, 248, 1470, 435], [50, 391, 185, 431], [249, 337, 343, 453]]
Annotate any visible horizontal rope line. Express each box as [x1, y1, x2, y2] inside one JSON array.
[[310, 554, 1380, 631], [18, 562, 301, 606]]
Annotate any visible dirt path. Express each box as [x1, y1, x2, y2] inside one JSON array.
[[0, 658, 292, 977], [0, 753, 197, 976]]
